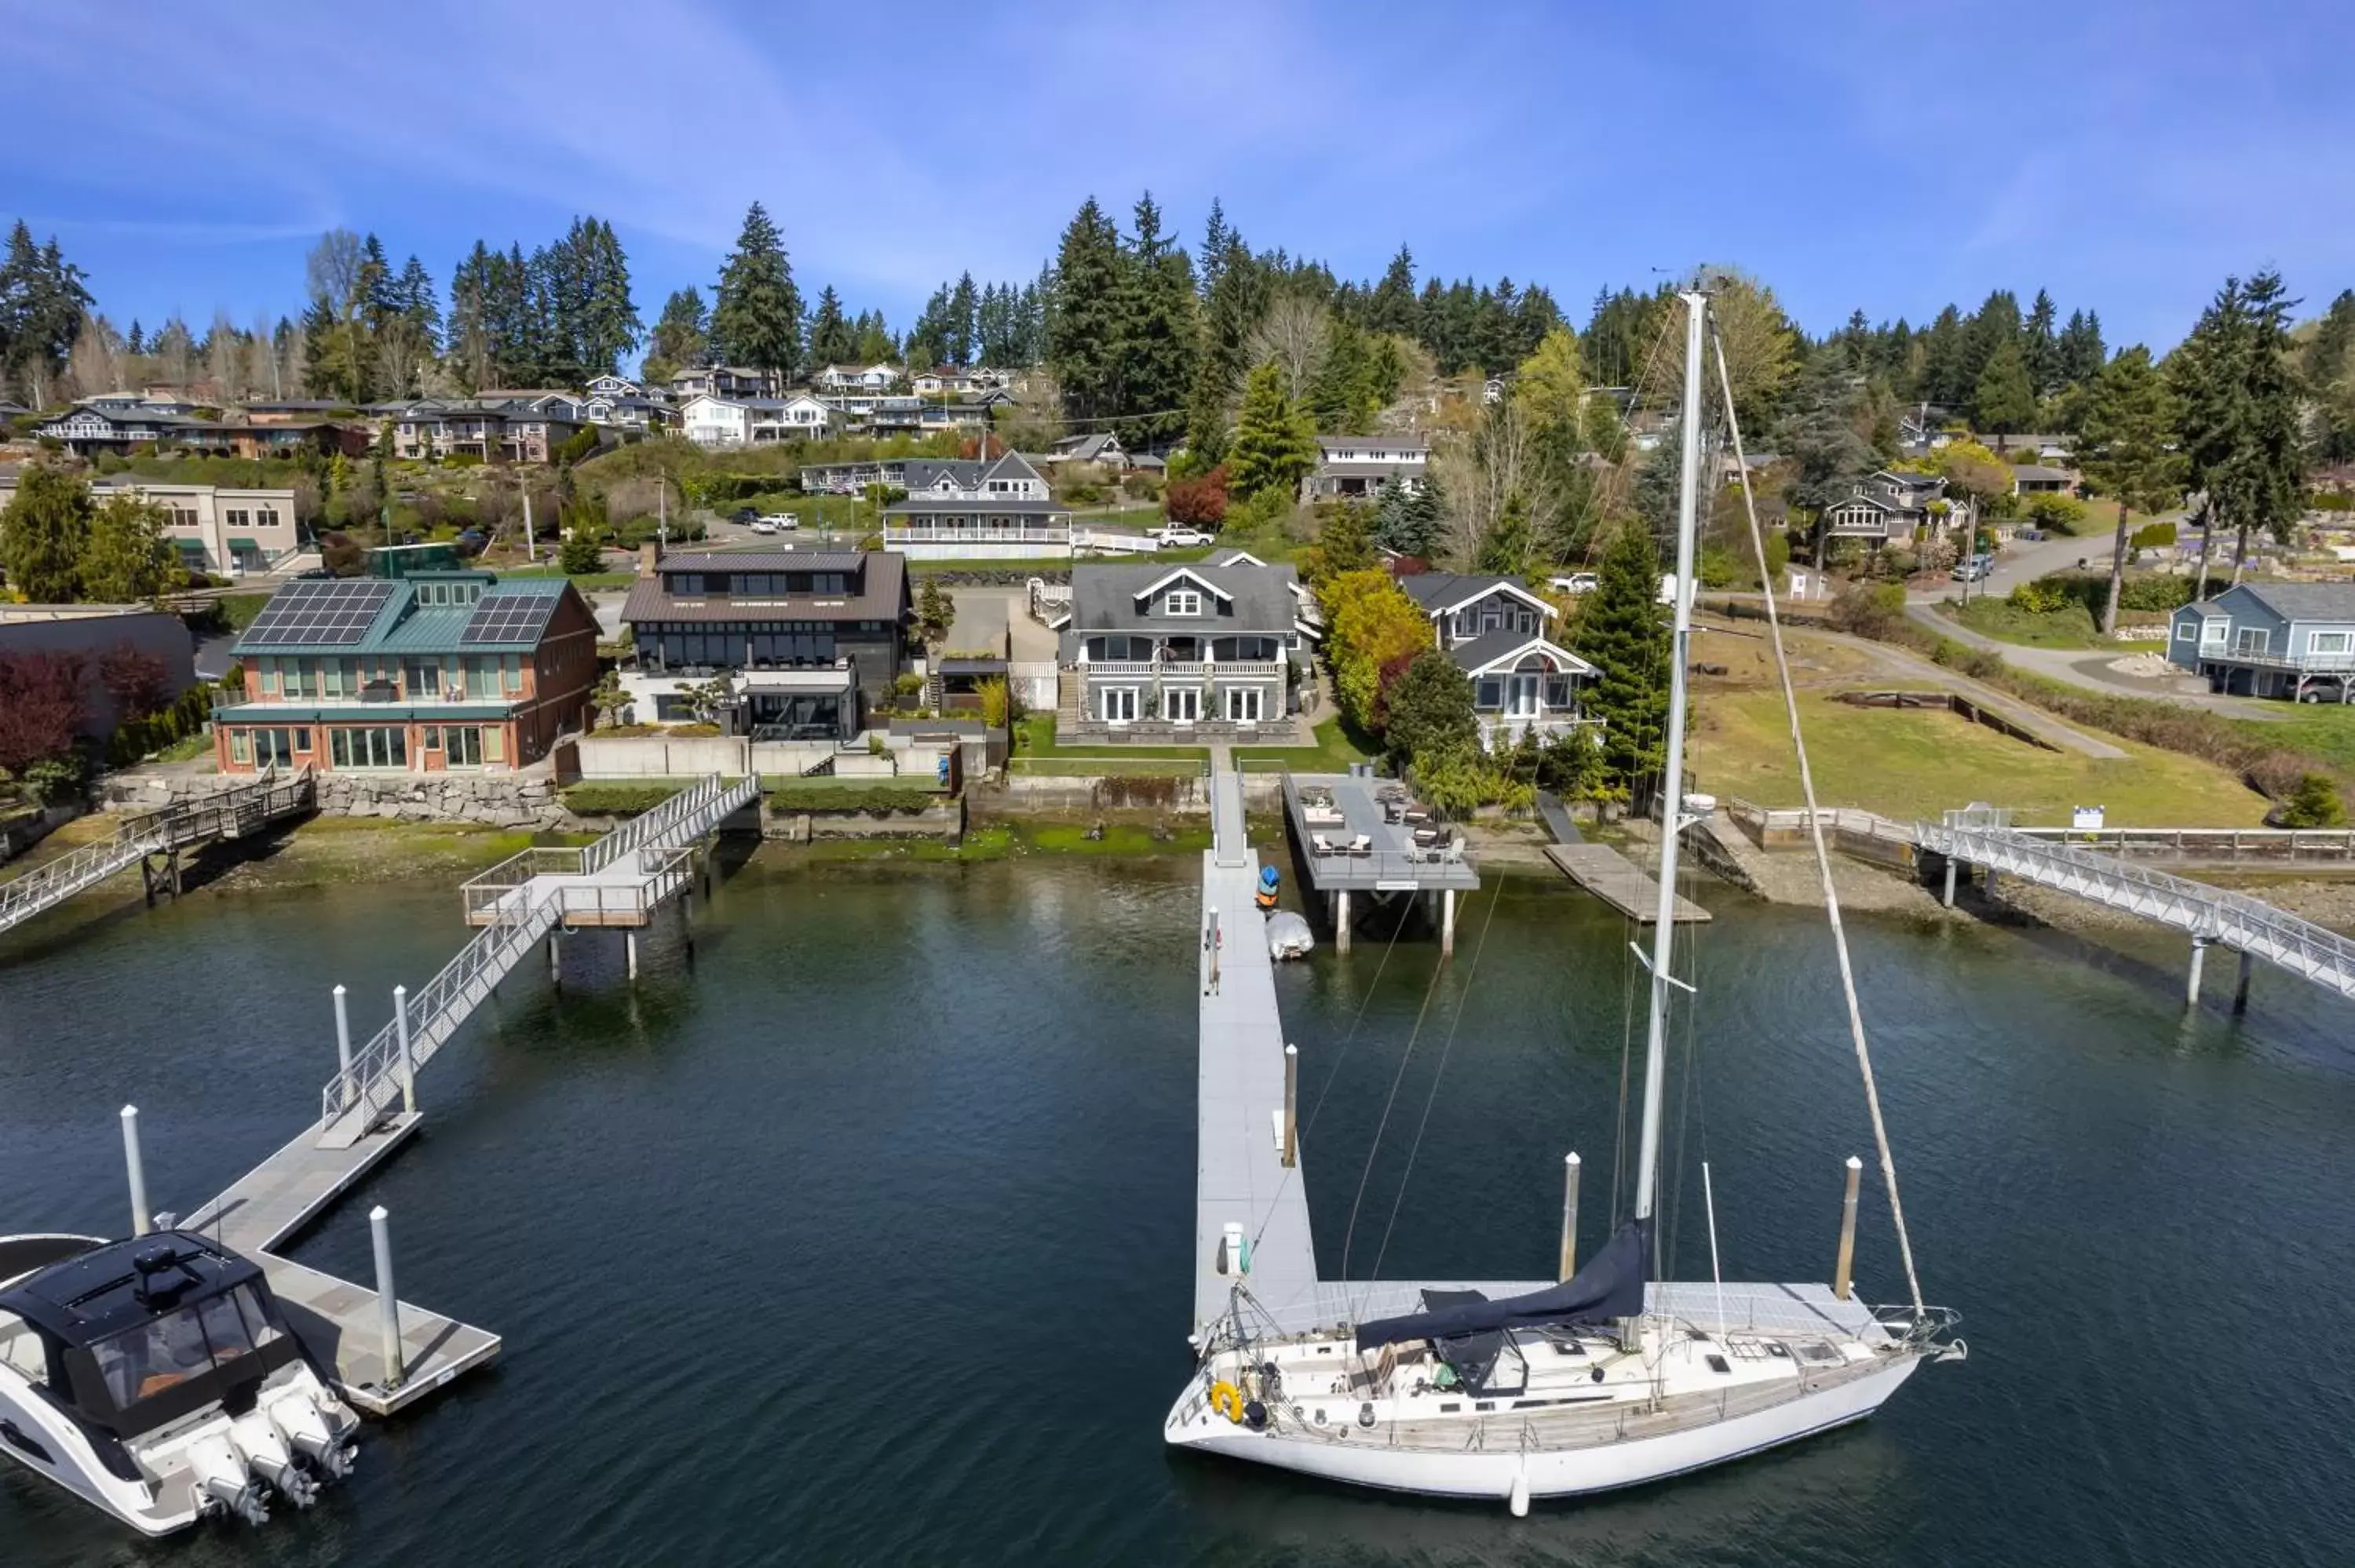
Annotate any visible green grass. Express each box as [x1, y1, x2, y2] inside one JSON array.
[[2229, 707, 2355, 772], [1007, 757, 1204, 776], [1236, 715, 1380, 772], [1011, 712, 1373, 771], [1938, 597, 2167, 651], [1693, 687, 2271, 826], [1026, 822, 1212, 854], [146, 731, 215, 764], [1012, 714, 1204, 759]]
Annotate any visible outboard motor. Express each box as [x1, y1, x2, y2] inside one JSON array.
[[266, 1388, 357, 1481], [230, 1409, 316, 1508], [186, 1431, 270, 1526]]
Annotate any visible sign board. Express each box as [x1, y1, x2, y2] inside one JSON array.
[[2072, 805, 2105, 831]]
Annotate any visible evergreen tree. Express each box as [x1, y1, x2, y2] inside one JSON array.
[[446, 241, 495, 392], [1184, 228, 1261, 462], [2169, 279, 2252, 593], [945, 272, 979, 366], [1367, 246, 1418, 337], [2304, 290, 2355, 465], [1572, 521, 1671, 806], [806, 285, 853, 369], [709, 202, 801, 379], [1971, 337, 2038, 447], [1197, 199, 1231, 304], [1225, 361, 1316, 501], [853, 310, 896, 364], [2219, 270, 2306, 580], [1046, 196, 1128, 424], [126, 319, 145, 356], [2023, 288, 2060, 396], [79, 493, 173, 603], [1312, 501, 1378, 579], [1958, 288, 2021, 397], [1473, 491, 1533, 574], [574, 218, 640, 378], [1115, 193, 1197, 447], [2057, 308, 2107, 388], [2072, 346, 2185, 633], [643, 286, 709, 386], [0, 465, 92, 602], [1916, 304, 1969, 410], [1382, 647, 1478, 764]]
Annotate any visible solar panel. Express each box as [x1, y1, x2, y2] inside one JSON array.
[[458, 593, 558, 646], [243, 579, 395, 646]]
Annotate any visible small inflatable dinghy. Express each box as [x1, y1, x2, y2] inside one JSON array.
[[1266, 910, 1314, 960]]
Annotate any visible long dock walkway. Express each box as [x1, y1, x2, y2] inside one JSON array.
[[0, 768, 314, 936], [176, 773, 755, 1417], [1195, 764, 1317, 1336], [1544, 841, 1711, 923]]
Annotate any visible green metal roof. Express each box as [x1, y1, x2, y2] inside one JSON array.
[[227, 537, 261, 550], [213, 702, 517, 723], [232, 574, 571, 656], [172, 538, 206, 552]]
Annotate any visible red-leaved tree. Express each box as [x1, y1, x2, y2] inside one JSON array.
[[1164, 464, 1230, 529], [99, 642, 173, 720], [0, 652, 89, 774]]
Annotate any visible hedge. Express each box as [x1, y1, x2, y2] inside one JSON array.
[[106, 684, 217, 765], [560, 780, 688, 816], [765, 782, 944, 815]]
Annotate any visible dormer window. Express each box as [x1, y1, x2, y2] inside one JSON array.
[[1166, 589, 1203, 617]]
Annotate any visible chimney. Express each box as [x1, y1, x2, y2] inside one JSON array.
[[637, 542, 660, 578]]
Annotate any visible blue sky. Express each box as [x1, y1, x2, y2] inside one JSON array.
[[5, 0, 2350, 358]]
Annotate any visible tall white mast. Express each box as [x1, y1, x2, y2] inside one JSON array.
[[1632, 291, 1708, 1225]]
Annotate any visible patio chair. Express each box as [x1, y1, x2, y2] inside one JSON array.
[[1347, 833, 1374, 857], [1311, 833, 1335, 855]]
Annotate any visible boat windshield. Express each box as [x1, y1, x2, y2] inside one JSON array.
[[89, 1284, 283, 1410]]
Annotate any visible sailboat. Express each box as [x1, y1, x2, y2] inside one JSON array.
[[1163, 290, 1963, 1510]]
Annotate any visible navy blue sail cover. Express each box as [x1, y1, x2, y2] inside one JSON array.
[[1353, 1218, 1652, 1351]]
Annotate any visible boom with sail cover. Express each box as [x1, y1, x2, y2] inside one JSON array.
[[1354, 1220, 1651, 1351]]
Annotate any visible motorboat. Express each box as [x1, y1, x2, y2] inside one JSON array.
[[0, 1230, 360, 1534]]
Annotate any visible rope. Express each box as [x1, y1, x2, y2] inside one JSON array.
[[1709, 314, 1928, 1320], [1338, 911, 1454, 1287]]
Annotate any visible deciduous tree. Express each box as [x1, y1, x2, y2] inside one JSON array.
[[78, 494, 174, 603], [1316, 568, 1432, 733], [0, 650, 86, 774]]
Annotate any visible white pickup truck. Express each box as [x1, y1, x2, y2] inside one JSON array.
[[1152, 525, 1215, 549]]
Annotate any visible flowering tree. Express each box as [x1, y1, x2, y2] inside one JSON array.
[[0, 651, 88, 775]]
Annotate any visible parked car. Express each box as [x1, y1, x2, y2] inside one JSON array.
[[1951, 556, 1993, 582], [729, 506, 759, 524], [1549, 571, 1601, 594], [759, 512, 799, 531], [750, 519, 777, 534], [1152, 525, 1214, 548]]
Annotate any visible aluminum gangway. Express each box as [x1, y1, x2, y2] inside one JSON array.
[[1920, 815, 2355, 1005], [312, 772, 758, 1148], [0, 768, 315, 936]]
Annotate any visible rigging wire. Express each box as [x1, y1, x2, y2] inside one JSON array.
[[1710, 313, 1929, 1320], [1338, 910, 1455, 1289]]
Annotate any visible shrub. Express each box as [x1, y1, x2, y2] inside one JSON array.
[[561, 781, 689, 816], [557, 426, 602, 465], [2009, 578, 2072, 614], [2129, 520, 2178, 550], [764, 782, 943, 815], [2278, 774, 2347, 828], [1164, 465, 1230, 528], [1827, 581, 1907, 640], [2026, 494, 2087, 534], [1061, 481, 1106, 506], [1122, 472, 1161, 501]]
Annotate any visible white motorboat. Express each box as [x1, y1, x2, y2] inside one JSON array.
[[1166, 289, 1962, 1509], [0, 1229, 360, 1535]]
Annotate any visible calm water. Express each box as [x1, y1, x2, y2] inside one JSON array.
[[5, 847, 2354, 1566]]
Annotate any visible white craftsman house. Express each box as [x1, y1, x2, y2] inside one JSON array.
[[1396, 571, 1597, 750], [881, 453, 1071, 560], [677, 393, 836, 448], [2169, 582, 2355, 701], [1818, 470, 1966, 550], [1053, 558, 1310, 742], [815, 363, 899, 392], [1305, 435, 1430, 499]]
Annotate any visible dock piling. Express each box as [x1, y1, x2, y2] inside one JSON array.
[[1334, 889, 1351, 954], [393, 984, 416, 1114], [2234, 947, 2254, 1014], [369, 1206, 403, 1390], [626, 930, 639, 983], [1833, 1155, 1863, 1300], [1942, 855, 1959, 907], [1559, 1152, 1581, 1281], [120, 1105, 152, 1238], [549, 931, 562, 987], [1441, 888, 1456, 957], [2186, 937, 2208, 1008], [332, 985, 353, 1107], [1282, 1045, 1298, 1168]]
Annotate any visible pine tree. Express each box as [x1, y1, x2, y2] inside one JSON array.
[[1225, 361, 1316, 501], [945, 272, 979, 366], [1972, 337, 2038, 447], [1115, 193, 1198, 447], [1198, 199, 1231, 304], [1184, 229, 1261, 462], [1473, 491, 1532, 574], [643, 287, 709, 386], [574, 218, 640, 378], [0, 465, 92, 602], [2023, 288, 2060, 396], [1367, 246, 1418, 337], [807, 285, 853, 369], [1046, 197, 1128, 424], [709, 202, 801, 379], [2072, 346, 2184, 632], [1572, 521, 1670, 806], [2221, 270, 2306, 581]]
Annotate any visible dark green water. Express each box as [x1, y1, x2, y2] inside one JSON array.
[[5, 851, 2355, 1566]]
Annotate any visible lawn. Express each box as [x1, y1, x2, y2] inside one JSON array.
[[1938, 599, 2116, 650], [1236, 716, 1381, 772], [1013, 713, 1378, 773], [2229, 706, 2355, 773], [1692, 687, 2273, 827]]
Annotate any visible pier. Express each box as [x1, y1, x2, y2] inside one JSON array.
[[0, 768, 315, 936], [1277, 769, 1478, 954], [157, 773, 754, 1419], [1543, 842, 1712, 923]]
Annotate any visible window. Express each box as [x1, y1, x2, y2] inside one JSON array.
[[444, 727, 484, 766], [1545, 675, 1574, 709], [1165, 589, 1203, 617], [483, 727, 505, 764], [330, 727, 408, 768], [252, 727, 298, 768], [1475, 677, 1503, 709], [503, 654, 523, 691], [281, 660, 312, 698], [403, 658, 444, 698], [2200, 618, 2229, 649], [465, 656, 501, 698], [1225, 687, 1263, 723], [225, 509, 249, 529], [1101, 687, 1138, 723], [229, 728, 252, 764], [2234, 627, 2271, 655], [1167, 687, 1199, 723], [2311, 632, 2353, 656]]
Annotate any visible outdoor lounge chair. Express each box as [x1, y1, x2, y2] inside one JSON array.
[[1347, 833, 1373, 856], [1312, 833, 1335, 855]]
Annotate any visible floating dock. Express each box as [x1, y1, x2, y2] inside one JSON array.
[[1279, 770, 1479, 954], [1543, 842, 1711, 923]]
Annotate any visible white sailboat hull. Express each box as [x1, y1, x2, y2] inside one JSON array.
[[1169, 1352, 1919, 1502]]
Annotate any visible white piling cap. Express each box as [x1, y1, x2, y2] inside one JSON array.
[[1566, 1151, 1581, 1166], [369, 1205, 389, 1221], [334, 983, 346, 996], [120, 1103, 137, 1119], [1284, 1043, 1297, 1057], [1846, 1154, 1864, 1169]]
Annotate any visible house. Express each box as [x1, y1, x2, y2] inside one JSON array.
[[1978, 432, 2072, 462], [816, 363, 899, 392], [1395, 572, 1596, 750], [1305, 435, 1429, 500], [618, 547, 911, 736], [584, 374, 647, 400], [676, 393, 835, 448], [578, 392, 671, 432], [0, 603, 197, 746], [1054, 557, 1307, 741], [1047, 432, 1125, 468], [0, 469, 301, 575], [2011, 463, 2075, 496], [913, 366, 982, 396], [1818, 469, 1964, 549], [2168, 582, 2355, 700], [32, 403, 200, 455], [882, 453, 1071, 560], [799, 458, 911, 496], [668, 365, 785, 401], [210, 572, 597, 774], [390, 399, 586, 463]]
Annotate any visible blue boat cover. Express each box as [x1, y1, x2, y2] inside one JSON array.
[[1353, 1218, 1652, 1351]]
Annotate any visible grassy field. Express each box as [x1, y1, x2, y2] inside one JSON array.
[[1935, 598, 2164, 650], [1692, 687, 2273, 826], [2229, 706, 2355, 772], [1013, 713, 1377, 773], [1236, 716, 1381, 771]]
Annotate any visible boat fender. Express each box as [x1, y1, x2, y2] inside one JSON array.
[[1243, 1400, 1269, 1431], [1590, 1365, 1605, 1383], [1209, 1380, 1247, 1424], [1357, 1402, 1376, 1429]]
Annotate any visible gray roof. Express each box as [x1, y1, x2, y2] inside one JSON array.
[[885, 495, 1068, 517], [1396, 572, 1552, 616], [620, 550, 907, 627], [2237, 583, 2355, 622], [1446, 629, 1591, 676], [903, 459, 984, 490], [2012, 464, 2074, 483], [1068, 560, 1301, 633], [1054, 433, 1122, 461]]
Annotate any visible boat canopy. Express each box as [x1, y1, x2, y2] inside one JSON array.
[[1354, 1219, 1652, 1352]]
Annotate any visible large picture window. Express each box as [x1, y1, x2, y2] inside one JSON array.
[[330, 726, 408, 769], [1100, 687, 1137, 723], [1225, 687, 1263, 723]]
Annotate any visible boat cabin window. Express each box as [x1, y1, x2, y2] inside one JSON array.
[[0, 1307, 49, 1387], [89, 1285, 282, 1409]]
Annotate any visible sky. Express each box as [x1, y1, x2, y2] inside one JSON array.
[[5, 0, 2351, 360]]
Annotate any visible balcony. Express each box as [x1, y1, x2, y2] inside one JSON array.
[[882, 525, 1072, 544], [1477, 713, 1604, 751], [1083, 660, 1284, 680]]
